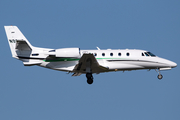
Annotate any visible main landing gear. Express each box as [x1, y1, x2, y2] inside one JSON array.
[[86, 73, 93, 84], [155, 69, 163, 80]]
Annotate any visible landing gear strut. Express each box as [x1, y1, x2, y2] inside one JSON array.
[[86, 73, 93, 84], [155, 69, 163, 80]]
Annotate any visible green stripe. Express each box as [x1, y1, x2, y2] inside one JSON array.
[[44, 58, 80, 62], [43, 57, 130, 62], [96, 58, 129, 60]]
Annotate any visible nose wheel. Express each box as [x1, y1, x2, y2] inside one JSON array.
[[86, 73, 93, 84], [157, 74, 163, 80], [155, 69, 163, 80]]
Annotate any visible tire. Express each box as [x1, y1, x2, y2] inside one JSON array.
[[157, 74, 163, 80], [87, 79, 93, 84], [86, 73, 92, 78]]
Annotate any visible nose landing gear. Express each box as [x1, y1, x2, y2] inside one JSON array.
[[155, 69, 163, 80], [86, 73, 93, 84]]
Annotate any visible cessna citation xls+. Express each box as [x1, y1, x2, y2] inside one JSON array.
[[5, 26, 177, 84]]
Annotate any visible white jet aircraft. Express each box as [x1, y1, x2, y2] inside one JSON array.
[[5, 26, 177, 84]]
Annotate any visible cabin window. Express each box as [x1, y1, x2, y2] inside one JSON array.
[[118, 53, 121, 56], [110, 53, 113, 56], [126, 53, 130, 56], [102, 53, 105, 56], [94, 53, 97, 56]]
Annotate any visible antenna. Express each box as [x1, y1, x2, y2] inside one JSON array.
[[96, 47, 100, 50]]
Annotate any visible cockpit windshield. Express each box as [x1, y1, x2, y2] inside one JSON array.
[[146, 52, 156, 57]]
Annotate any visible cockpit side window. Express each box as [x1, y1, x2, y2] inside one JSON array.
[[144, 52, 150, 56], [142, 53, 144, 56], [147, 52, 156, 57]]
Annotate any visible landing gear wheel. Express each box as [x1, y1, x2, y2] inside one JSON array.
[[87, 79, 93, 84], [155, 69, 163, 80], [157, 74, 163, 80], [86, 73, 92, 78], [86, 73, 93, 84]]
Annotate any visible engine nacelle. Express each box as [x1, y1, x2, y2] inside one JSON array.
[[55, 48, 81, 58]]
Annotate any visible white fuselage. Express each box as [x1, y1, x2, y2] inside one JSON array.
[[30, 48, 177, 73]]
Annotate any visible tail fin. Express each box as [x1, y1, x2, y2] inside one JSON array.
[[4, 26, 33, 58]]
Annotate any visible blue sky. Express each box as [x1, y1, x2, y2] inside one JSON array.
[[0, 0, 180, 120]]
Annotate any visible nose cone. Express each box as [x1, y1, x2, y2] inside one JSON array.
[[170, 61, 177, 68], [165, 59, 177, 68], [158, 57, 177, 68]]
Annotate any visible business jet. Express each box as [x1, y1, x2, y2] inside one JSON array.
[[5, 26, 177, 84]]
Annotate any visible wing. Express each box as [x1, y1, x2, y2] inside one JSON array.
[[72, 54, 109, 76]]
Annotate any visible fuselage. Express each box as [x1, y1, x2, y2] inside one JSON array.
[[35, 48, 177, 73]]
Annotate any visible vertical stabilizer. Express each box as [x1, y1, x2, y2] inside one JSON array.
[[4, 26, 33, 58]]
